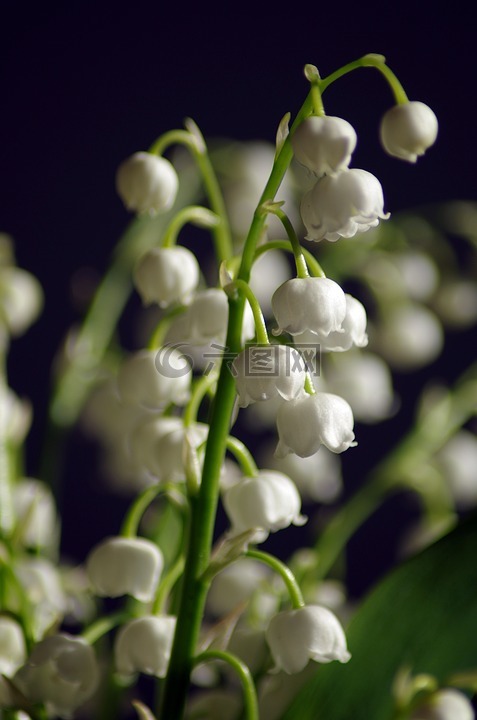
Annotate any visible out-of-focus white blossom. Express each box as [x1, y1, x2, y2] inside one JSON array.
[[265, 605, 351, 674], [128, 416, 208, 482], [206, 558, 270, 617], [272, 277, 347, 337], [436, 430, 477, 508], [276, 392, 356, 457], [380, 101, 438, 163], [222, 471, 306, 541], [432, 280, 477, 328], [263, 442, 342, 502], [232, 345, 307, 408], [12, 478, 59, 551], [250, 249, 292, 317], [301, 169, 389, 242], [114, 615, 176, 678], [116, 152, 178, 214], [227, 626, 269, 676], [14, 633, 99, 718], [0, 616, 26, 676], [0, 386, 32, 447], [185, 689, 242, 720], [133, 246, 200, 308], [323, 351, 396, 423], [86, 536, 163, 602], [409, 688, 474, 720], [258, 666, 316, 720], [0, 267, 43, 337], [14, 558, 67, 639], [392, 250, 439, 301], [372, 303, 443, 370], [291, 115, 357, 176], [319, 294, 368, 351], [117, 348, 192, 409]]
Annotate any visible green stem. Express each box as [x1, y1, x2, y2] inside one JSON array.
[[81, 610, 129, 645], [261, 206, 309, 279], [319, 53, 409, 104], [162, 205, 219, 248], [120, 485, 164, 538], [150, 126, 233, 263], [233, 279, 269, 345], [159, 83, 316, 720], [246, 549, 304, 609], [183, 373, 217, 427], [153, 554, 186, 615], [253, 240, 326, 278], [226, 435, 259, 477], [193, 649, 259, 720]]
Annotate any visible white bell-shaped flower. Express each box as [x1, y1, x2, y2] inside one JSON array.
[[249, 249, 292, 317], [320, 294, 368, 351], [117, 348, 192, 409], [222, 470, 306, 541], [12, 478, 59, 550], [266, 604, 351, 674], [272, 277, 347, 337], [116, 152, 178, 214], [380, 101, 438, 163], [276, 392, 356, 457], [174, 288, 256, 346], [437, 430, 477, 508], [301, 168, 389, 242], [0, 616, 26, 676], [14, 557, 67, 640], [207, 558, 270, 617], [232, 344, 307, 408], [129, 416, 208, 481], [114, 615, 176, 678], [14, 633, 99, 718], [0, 267, 43, 337], [133, 246, 200, 308], [409, 689, 474, 720], [291, 115, 357, 177], [373, 302, 443, 370], [86, 536, 163, 602]]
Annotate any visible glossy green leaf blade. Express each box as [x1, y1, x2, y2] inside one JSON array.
[[282, 514, 477, 720]]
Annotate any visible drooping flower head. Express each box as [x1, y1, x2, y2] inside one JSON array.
[[380, 101, 438, 163], [133, 246, 200, 308], [271, 277, 347, 337], [291, 115, 357, 177], [116, 152, 178, 214]]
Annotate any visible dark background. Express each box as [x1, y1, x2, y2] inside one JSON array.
[[1, 1, 476, 597]]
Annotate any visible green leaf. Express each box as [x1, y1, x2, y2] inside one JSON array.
[[282, 513, 477, 720]]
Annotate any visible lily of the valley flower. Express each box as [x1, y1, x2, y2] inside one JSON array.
[[380, 101, 438, 163], [116, 152, 179, 214], [265, 605, 351, 674], [409, 689, 475, 720], [14, 634, 99, 718], [319, 293, 368, 351], [291, 115, 357, 177], [86, 536, 164, 602], [222, 470, 306, 541], [0, 616, 26, 677], [276, 392, 356, 457], [117, 348, 192, 409], [300, 168, 389, 242], [114, 615, 177, 678], [133, 246, 200, 307], [231, 344, 307, 407], [272, 277, 347, 337]]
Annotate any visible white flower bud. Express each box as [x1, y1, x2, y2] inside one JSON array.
[[86, 536, 163, 602], [291, 115, 357, 176], [0, 267, 43, 336], [12, 478, 58, 550], [14, 558, 67, 640], [14, 633, 99, 718], [276, 392, 356, 458], [232, 344, 307, 408], [409, 689, 474, 720], [0, 616, 26, 676], [272, 277, 347, 337], [114, 615, 176, 678], [133, 246, 200, 308], [116, 152, 178, 214], [437, 430, 477, 508], [207, 558, 270, 617], [222, 470, 306, 541], [264, 442, 342, 502], [266, 605, 351, 674], [380, 101, 438, 163], [301, 168, 389, 242], [320, 294, 368, 351], [128, 416, 208, 481], [373, 303, 443, 370], [117, 348, 192, 409]]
